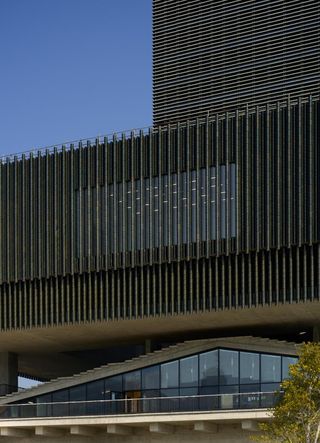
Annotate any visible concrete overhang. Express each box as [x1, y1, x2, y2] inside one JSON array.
[[0, 409, 272, 437], [0, 300, 317, 355]]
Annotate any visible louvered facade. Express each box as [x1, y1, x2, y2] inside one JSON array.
[[0, 95, 319, 331], [153, 0, 320, 125]]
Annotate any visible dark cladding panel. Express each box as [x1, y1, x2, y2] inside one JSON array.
[[0, 96, 319, 284], [0, 243, 319, 330], [0, 96, 319, 330], [153, 0, 320, 125]]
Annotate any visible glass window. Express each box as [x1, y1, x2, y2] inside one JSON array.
[[70, 384, 86, 401], [219, 385, 239, 409], [144, 177, 150, 249], [160, 389, 180, 412], [239, 384, 260, 409], [105, 391, 124, 415], [142, 390, 160, 413], [191, 170, 197, 243], [220, 165, 226, 238], [75, 161, 237, 258], [123, 370, 141, 391], [180, 387, 198, 412], [180, 355, 198, 387], [282, 356, 297, 380], [239, 384, 260, 394], [199, 386, 219, 411], [261, 383, 280, 392], [219, 385, 239, 394], [230, 163, 236, 237], [86, 379, 105, 415], [219, 350, 239, 385], [135, 180, 141, 250], [87, 380, 104, 400], [172, 173, 178, 244], [105, 375, 122, 393], [162, 174, 168, 246], [180, 387, 198, 396], [161, 361, 179, 388], [200, 168, 207, 242], [199, 350, 218, 386], [69, 384, 86, 416], [240, 352, 259, 384], [126, 181, 132, 250], [210, 166, 217, 239], [52, 389, 69, 417], [153, 176, 159, 248], [36, 393, 52, 418], [261, 384, 281, 408], [142, 389, 160, 398], [261, 354, 281, 382], [142, 365, 160, 390], [160, 388, 179, 412], [199, 386, 219, 396], [182, 171, 188, 243]]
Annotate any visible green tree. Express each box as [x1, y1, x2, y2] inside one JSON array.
[[254, 342, 320, 443]]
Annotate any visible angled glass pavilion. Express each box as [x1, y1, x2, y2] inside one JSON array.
[[1, 339, 297, 418]]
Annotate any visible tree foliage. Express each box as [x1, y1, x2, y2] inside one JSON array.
[[254, 342, 320, 443]]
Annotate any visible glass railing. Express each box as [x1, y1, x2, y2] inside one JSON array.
[[0, 391, 281, 419]]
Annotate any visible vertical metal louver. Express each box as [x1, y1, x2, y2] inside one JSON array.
[[0, 96, 319, 330], [153, 0, 320, 125]]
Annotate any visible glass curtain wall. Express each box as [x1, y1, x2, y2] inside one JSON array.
[[76, 164, 236, 256], [33, 348, 297, 416]]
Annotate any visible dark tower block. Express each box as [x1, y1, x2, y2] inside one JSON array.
[[153, 0, 320, 125]]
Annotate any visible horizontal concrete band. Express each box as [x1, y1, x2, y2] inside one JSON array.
[[0, 410, 271, 437]]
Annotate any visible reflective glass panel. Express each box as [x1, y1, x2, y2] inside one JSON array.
[[239, 384, 260, 394], [123, 370, 141, 391], [69, 385, 86, 416], [86, 379, 105, 415], [105, 391, 123, 415], [230, 163, 236, 237], [180, 355, 198, 387], [220, 165, 226, 238], [87, 380, 104, 400], [219, 385, 239, 409], [261, 384, 281, 408], [180, 387, 199, 412], [199, 386, 219, 410], [160, 388, 179, 412], [142, 390, 160, 413], [160, 388, 179, 397], [282, 356, 298, 380], [219, 385, 239, 394], [36, 393, 52, 418], [219, 350, 239, 385], [142, 389, 160, 398], [142, 366, 160, 390], [239, 384, 260, 409], [240, 352, 259, 384], [161, 361, 179, 388], [180, 387, 198, 396], [261, 383, 280, 392], [105, 375, 122, 393], [210, 166, 217, 239], [52, 389, 69, 417], [261, 354, 281, 382], [199, 386, 219, 395], [199, 350, 218, 386]]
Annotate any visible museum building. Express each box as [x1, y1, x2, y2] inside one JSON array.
[[0, 0, 318, 441]]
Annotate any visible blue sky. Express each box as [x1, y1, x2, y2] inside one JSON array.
[[1, 0, 152, 387], [0, 0, 152, 156]]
